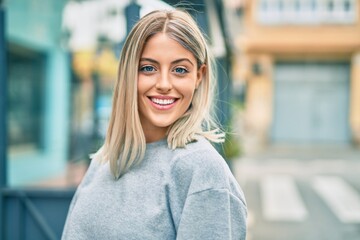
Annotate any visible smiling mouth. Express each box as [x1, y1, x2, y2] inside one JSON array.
[[150, 97, 177, 106]]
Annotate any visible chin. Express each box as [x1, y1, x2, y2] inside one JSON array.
[[152, 121, 174, 128]]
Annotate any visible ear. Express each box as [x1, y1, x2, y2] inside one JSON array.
[[196, 64, 206, 89]]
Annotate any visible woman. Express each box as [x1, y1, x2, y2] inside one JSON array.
[[62, 9, 247, 240]]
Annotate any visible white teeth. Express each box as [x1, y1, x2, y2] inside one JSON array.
[[151, 98, 175, 105]]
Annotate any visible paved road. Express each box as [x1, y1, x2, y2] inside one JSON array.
[[233, 145, 360, 240]]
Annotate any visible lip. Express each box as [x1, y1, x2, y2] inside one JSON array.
[[147, 95, 179, 110]]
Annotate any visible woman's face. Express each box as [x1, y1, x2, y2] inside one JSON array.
[[137, 33, 204, 143]]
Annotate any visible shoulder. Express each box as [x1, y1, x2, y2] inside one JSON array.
[[169, 136, 240, 197], [76, 153, 103, 188], [172, 136, 222, 161], [170, 136, 224, 174]]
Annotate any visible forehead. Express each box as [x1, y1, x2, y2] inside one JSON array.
[[141, 33, 196, 62]]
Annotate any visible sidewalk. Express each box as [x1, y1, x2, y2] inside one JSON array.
[[232, 144, 360, 240], [234, 144, 360, 182]]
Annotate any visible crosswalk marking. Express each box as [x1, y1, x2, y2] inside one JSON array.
[[312, 176, 360, 223], [260, 175, 308, 221]]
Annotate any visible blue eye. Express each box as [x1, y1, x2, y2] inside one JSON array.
[[174, 67, 188, 74], [140, 65, 155, 72]]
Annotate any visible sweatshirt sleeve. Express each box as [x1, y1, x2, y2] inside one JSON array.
[[176, 188, 247, 240]]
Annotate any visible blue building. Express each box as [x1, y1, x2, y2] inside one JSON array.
[[6, 0, 70, 186]]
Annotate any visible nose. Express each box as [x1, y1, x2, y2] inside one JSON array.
[[155, 71, 172, 92]]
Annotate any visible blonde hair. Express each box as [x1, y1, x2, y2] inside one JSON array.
[[96, 9, 224, 179]]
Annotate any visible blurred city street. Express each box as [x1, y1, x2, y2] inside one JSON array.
[[2, 0, 360, 239], [234, 145, 360, 240]]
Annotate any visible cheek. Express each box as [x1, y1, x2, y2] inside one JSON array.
[[137, 77, 150, 94], [180, 80, 197, 96], [179, 86, 197, 104], [173, 77, 198, 98], [184, 88, 196, 98]]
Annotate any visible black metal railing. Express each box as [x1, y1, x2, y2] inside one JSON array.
[[2, 188, 75, 240]]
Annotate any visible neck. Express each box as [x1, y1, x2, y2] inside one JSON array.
[[143, 128, 168, 143]]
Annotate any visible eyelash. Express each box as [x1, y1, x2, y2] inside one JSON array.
[[139, 65, 156, 72], [173, 67, 189, 74], [139, 65, 189, 75]]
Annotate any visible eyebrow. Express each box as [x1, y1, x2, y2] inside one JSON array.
[[140, 58, 194, 66]]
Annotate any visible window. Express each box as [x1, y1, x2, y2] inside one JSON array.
[[7, 45, 45, 153], [257, 0, 357, 25]]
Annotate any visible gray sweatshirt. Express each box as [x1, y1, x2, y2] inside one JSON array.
[[62, 137, 247, 240]]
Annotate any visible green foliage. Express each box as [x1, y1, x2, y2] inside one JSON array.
[[222, 100, 244, 160], [223, 132, 242, 160]]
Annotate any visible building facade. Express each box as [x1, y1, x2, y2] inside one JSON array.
[[6, 0, 71, 185], [234, 0, 360, 151]]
